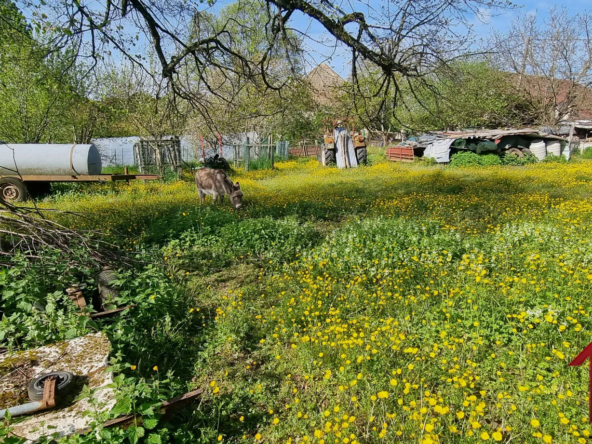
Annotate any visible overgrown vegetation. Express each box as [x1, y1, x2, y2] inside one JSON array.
[[450, 152, 502, 167], [3, 158, 592, 443]]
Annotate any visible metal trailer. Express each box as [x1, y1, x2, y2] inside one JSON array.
[[0, 143, 159, 202], [0, 173, 159, 203]]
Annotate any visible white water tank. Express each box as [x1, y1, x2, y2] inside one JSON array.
[[546, 141, 561, 157], [0, 144, 102, 176], [529, 140, 546, 161]]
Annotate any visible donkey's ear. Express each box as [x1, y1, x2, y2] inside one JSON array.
[[235, 182, 240, 187]]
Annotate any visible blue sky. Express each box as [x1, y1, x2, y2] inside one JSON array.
[[290, 0, 579, 77]]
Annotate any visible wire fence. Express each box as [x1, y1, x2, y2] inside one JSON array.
[[93, 137, 291, 171]]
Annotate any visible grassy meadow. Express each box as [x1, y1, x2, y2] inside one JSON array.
[[3, 153, 592, 444]]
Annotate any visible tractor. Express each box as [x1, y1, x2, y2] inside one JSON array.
[[318, 118, 367, 167]]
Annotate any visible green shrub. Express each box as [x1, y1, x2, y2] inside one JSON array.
[[450, 151, 501, 167], [542, 153, 567, 164], [422, 156, 437, 166], [479, 153, 503, 166], [450, 151, 482, 167], [583, 147, 592, 159], [502, 152, 538, 166]]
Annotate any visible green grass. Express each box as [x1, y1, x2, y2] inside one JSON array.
[[2, 158, 592, 443]]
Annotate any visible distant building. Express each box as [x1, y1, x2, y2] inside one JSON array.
[[509, 74, 592, 122], [305, 63, 345, 107]]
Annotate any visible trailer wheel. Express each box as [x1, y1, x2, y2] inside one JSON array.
[[507, 148, 524, 158], [0, 178, 28, 202], [521, 148, 532, 156], [356, 147, 368, 165]]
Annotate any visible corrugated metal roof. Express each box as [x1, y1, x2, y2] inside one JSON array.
[[440, 129, 567, 141]]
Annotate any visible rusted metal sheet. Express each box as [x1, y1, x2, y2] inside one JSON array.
[[0, 174, 160, 182], [442, 129, 567, 142], [386, 146, 415, 162]]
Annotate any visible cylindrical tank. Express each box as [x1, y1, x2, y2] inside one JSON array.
[[0, 144, 102, 176], [529, 140, 546, 161], [546, 141, 561, 157]]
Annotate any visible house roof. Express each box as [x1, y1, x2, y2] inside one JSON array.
[[509, 74, 592, 120], [305, 63, 345, 106]]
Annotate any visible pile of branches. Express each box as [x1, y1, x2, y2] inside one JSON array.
[[0, 200, 125, 266]]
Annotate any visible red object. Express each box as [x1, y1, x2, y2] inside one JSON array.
[[386, 146, 414, 162], [200, 135, 205, 158], [569, 341, 592, 423], [218, 133, 223, 156]]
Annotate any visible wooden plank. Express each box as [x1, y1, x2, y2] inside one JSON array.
[[93, 388, 204, 431], [90, 305, 137, 319]]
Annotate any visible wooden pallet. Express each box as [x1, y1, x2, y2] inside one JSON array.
[[386, 146, 415, 162]]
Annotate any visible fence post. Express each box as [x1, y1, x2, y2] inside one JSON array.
[[270, 141, 275, 169], [243, 137, 250, 171]]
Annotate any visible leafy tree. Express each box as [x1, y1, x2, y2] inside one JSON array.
[[341, 61, 527, 136], [186, 0, 315, 143], [19, 0, 511, 132], [0, 1, 79, 143]]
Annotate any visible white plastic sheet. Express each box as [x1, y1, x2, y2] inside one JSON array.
[[423, 139, 455, 163]]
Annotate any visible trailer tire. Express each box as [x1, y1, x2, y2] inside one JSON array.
[[521, 148, 532, 156], [356, 147, 368, 165], [0, 178, 28, 203], [507, 148, 524, 158], [28, 371, 75, 401]]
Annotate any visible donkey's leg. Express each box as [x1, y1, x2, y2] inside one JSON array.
[[198, 190, 206, 204]]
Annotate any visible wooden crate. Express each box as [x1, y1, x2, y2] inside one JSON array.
[[386, 146, 415, 162]]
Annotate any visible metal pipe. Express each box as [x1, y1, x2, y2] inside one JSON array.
[[0, 401, 46, 418]]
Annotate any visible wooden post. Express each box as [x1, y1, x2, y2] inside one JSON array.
[[270, 140, 275, 169], [243, 137, 250, 171], [567, 123, 578, 154]]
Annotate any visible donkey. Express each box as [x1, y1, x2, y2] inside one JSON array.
[[195, 168, 243, 209]]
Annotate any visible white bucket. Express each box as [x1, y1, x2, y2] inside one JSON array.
[[546, 141, 561, 157], [529, 140, 546, 161]]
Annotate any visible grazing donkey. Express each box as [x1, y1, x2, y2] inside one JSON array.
[[195, 168, 243, 209]]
